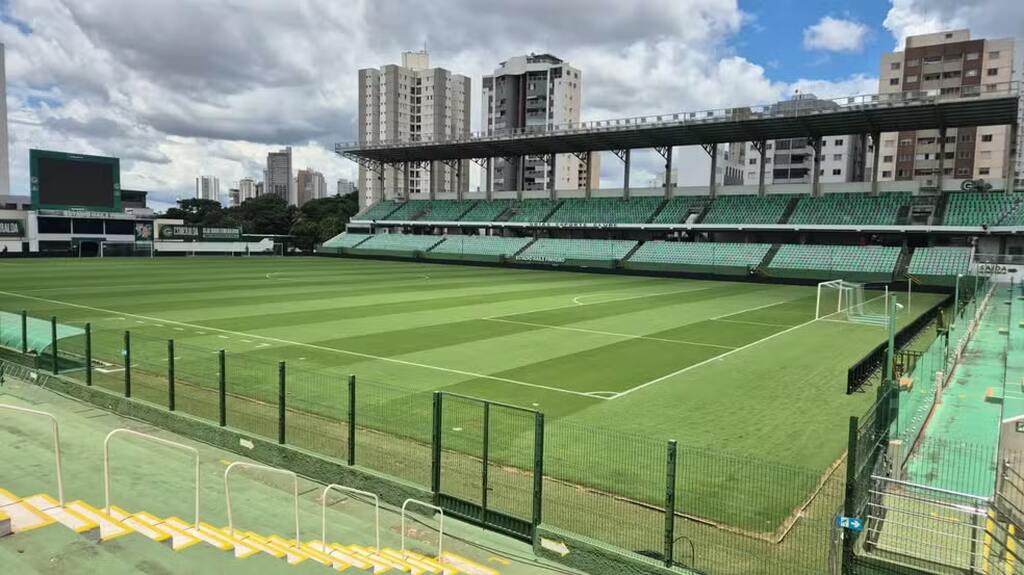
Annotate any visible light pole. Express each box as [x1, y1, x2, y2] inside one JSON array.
[[953, 273, 964, 329]]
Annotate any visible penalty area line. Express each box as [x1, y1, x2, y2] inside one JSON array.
[[0, 289, 604, 401]]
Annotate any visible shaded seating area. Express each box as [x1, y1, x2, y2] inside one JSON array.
[[701, 194, 795, 224], [516, 238, 638, 266], [787, 192, 911, 226], [546, 197, 664, 224], [907, 246, 973, 286], [627, 241, 771, 275], [428, 236, 533, 261], [767, 244, 902, 282]]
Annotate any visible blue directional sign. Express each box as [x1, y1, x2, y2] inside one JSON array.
[[835, 516, 864, 532]]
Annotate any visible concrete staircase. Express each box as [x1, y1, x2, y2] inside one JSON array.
[[0, 485, 499, 574]]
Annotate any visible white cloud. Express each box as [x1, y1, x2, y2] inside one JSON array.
[[883, 0, 1024, 48], [803, 16, 869, 53], [0, 0, 889, 207]]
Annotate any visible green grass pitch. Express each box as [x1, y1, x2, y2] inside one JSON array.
[[0, 256, 946, 533]]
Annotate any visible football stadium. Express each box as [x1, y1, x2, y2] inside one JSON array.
[[3, 24, 1024, 575]]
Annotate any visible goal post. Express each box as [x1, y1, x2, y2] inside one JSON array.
[[816, 279, 890, 326]]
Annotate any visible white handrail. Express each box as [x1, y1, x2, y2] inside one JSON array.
[[103, 428, 200, 527], [401, 498, 443, 558], [224, 461, 300, 545], [321, 484, 380, 553], [0, 404, 64, 506]]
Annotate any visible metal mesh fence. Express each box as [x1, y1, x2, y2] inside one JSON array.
[[285, 366, 348, 460], [354, 378, 433, 488], [225, 356, 279, 441]]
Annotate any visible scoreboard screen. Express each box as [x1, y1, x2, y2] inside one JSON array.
[[30, 149, 120, 211]]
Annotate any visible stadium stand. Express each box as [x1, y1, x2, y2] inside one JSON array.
[[767, 244, 902, 281], [381, 200, 429, 221], [942, 191, 1024, 226], [348, 233, 443, 257], [459, 199, 515, 222], [516, 238, 638, 266], [907, 246, 973, 285], [651, 196, 711, 224], [787, 192, 911, 226], [627, 241, 772, 275], [320, 233, 371, 249], [428, 235, 533, 261], [546, 197, 664, 224], [414, 200, 477, 222], [701, 194, 796, 224], [504, 199, 561, 223], [356, 200, 403, 221]]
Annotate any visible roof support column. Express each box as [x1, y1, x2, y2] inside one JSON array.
[[810, 137, 821, 197], [702, 143, 718, 198], [937, 127, 947, 192], [428, 160, 436, 200], [655, 146, 673, 198], [377, 162, 385, 203], [870, 132, 881, 196], [403, 161, 410, 200], [1004, 122, 1018, 189], [485, 158, 493, 201], [516, 157, 524, 201], [622, 150, 631, 199], [456, 160, 463, 201], [548, 154, 557, 200], [585, 151, 593, 199], [752, 140, 767, 197]]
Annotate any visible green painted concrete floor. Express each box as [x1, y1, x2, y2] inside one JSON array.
[[0, 376, 581, 575]]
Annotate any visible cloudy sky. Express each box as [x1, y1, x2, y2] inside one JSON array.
[[1, 0, 1022, 209]]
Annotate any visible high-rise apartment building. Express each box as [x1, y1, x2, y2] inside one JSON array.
[[227, 188, 240, 207], [481, 54, 599, 192], [744, 94, 865, 185], [877, 29, 1015, 188], [266, 146, 294, 204], [337, 178, 355, 196], [238, 177, 258, 203], [357, 51, 471, 208], [195, 176, 220, 202], [296, 168, 327, 206]]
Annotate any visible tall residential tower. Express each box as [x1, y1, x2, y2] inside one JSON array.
[[481, 54, 598, 192], [357, 51, 471, 208], [877, 29, 1016, 188]]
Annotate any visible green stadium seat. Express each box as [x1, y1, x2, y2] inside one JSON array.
[[629, 242, 772, 269], [768, 244, 901, 278], [516, 238, 638, 264], [321, 233, 372, 249], [430, 236, 533, 257], [942, 191, 1024, 226], [702, 194, 796, 224], [652, 196, 711, 224], [546, 197, 664, 224], [787, 192, 911, 226], [907, 247, 973, 277], [356, 201, 403, 220], [349, 234, 443, 254]]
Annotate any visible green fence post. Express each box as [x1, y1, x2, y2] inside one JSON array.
[[277, 361, 286, 444], [123, 331, 131, 398], [664, 439, 678, 568], [218, 349, 227, 427], [431, 391, 442, 498], [842, 416, 860, 570], [50, 316, 58, 375], [532, 411, 545, 541], [84, 323, 92, 386], [167, 340, 175, 411], [481, 402, 490, 523], [20, 310, 27, 355], [347, 374, 356, 466]]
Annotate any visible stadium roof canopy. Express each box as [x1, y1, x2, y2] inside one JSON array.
[[337, 83, 1020, 163]]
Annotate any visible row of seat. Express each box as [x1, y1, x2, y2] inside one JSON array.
[[907, 246, 973, 276], [768, 245, 902, 274], [325, 233, 983, 280], [943, 192, 1024, 226], [356, 192, 1024, 227]]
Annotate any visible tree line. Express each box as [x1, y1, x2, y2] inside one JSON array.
[[160, 192, 360, 251]]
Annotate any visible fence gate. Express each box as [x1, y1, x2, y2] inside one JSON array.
[[431, 392, 542, 542]]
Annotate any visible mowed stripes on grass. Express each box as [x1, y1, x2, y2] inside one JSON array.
[[0, 257, 948, 529]]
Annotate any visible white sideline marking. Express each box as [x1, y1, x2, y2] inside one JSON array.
[[714, 319, 793, 328], [570, 286, 707, 307], [0, 289, 605, 400], [484, 318, 735, 350], [614, 293, 889, 399]]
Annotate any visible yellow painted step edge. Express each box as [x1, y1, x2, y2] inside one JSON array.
[[132, 511, 200, 552], [1, 499, 57, 533], [68, 501, 133, 542], [30, 494, 99, 535]]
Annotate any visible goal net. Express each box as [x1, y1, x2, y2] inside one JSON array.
[[816, 279, 890, 326]]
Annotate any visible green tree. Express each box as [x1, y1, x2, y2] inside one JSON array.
[[163, 199, 225, 226]]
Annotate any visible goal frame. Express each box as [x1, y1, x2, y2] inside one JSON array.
[[816, 279, 890, 326]]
